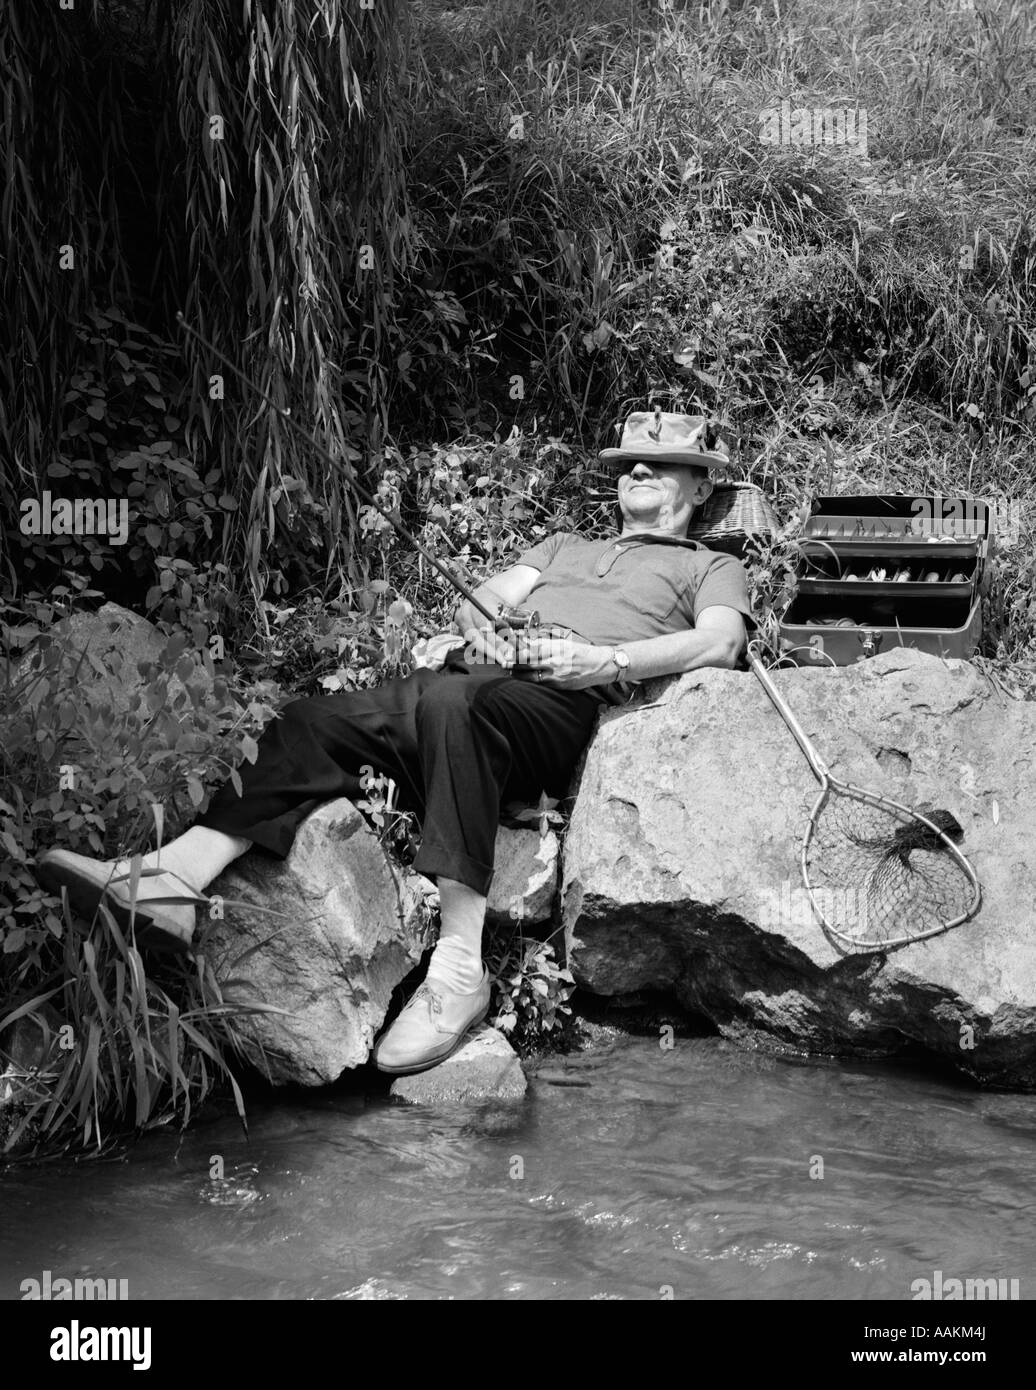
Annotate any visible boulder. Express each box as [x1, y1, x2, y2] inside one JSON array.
[[14, 602, 210, 716], [389, 1025, 527, 1104], [486, 826, 559, 928], [203, 798, 436, 1086], [562, 648, 1036, 1089]]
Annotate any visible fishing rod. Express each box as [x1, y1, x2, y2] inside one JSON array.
[[174, 312, 510, 629]]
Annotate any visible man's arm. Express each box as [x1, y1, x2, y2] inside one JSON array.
[[451, 564, 542, 636], [513, 605, 747, 690], [449, 564, 543, 666], [619, 605, 747, 679]]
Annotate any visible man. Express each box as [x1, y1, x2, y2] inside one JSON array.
[[38, 411, 754, 1075]]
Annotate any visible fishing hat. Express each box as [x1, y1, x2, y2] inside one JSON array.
[[600, 409, 729, 470]]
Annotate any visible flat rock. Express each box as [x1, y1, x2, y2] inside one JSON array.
[[389, 1025, 527, 1104], [486, 826, 559, 928], [562, 648, 1036, 1088], [203, 798, 436, 1086]]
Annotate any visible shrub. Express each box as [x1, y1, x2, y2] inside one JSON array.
[[486, 931, 576, 1054], [0, 582, 283, 1152]]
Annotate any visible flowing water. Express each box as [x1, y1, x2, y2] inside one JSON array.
[[2, 1032, 1034, 1301]]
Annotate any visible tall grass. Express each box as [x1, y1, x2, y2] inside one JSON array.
[[386, 1, 1036, 686], [1, 0, 412, 607], [399, 0, 1036, 448], [3, 0, 1033, 600], [0, 0, 131, 587], [0, 900, 260, 1157], [156, 0, 413, 604]]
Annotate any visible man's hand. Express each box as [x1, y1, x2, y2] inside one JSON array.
[[452, 595, 511, 668], [512, 633, 618, 690], [458, 621, 518, 669]]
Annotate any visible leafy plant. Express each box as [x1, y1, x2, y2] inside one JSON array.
[[486, 932, 576, 1053], [0, 582, 286, 1151], [352, 764, 422, 868]]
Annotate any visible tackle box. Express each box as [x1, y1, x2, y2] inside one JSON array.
[[778, 493, 992, 665]]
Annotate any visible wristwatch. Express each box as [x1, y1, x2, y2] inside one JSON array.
[[609, 647, 631, 679]]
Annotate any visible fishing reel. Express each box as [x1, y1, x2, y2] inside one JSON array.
[[492, 604, 574, 669], [494, 604, 540, 666], [493, 604, 540, 633]]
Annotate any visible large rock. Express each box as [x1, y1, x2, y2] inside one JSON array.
[[389, 1025, 527, 1104], [562, 648, 1036, 1089], [486, 827, 559, 928], [203, 799, 436, 1085], [13, 602, 211, 716]]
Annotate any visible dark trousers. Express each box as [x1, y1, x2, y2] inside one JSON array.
[[196, 653, 605, 895]]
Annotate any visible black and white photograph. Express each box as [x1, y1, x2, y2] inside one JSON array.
[[1, 0, 1033, 1346]]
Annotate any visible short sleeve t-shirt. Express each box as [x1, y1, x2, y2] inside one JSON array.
[[513, 531, 754, 647]]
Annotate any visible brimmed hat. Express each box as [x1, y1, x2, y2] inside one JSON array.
[[600, 409, 729, 470]]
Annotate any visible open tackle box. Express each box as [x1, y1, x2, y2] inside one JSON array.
[[778, 494, 993, 665]]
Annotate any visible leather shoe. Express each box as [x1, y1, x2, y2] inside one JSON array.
[[36, 849, 202, 955], [373, 969, 491, 1075]]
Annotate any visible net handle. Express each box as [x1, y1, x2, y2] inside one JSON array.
[[746, 643, 830, 783]]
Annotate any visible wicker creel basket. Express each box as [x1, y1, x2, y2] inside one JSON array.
[[686, 481, 778, 556]]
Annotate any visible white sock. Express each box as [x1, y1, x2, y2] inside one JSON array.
[[424, 933, 485, 994], [143, 828, 251, 893]]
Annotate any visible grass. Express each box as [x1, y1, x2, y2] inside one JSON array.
[[401, 0, 1036, 434], [389, 0, 1036, 674], [0, 894, 261, 1157]]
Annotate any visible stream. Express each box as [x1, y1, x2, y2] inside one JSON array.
[[2, 1033, 1034, 1300]]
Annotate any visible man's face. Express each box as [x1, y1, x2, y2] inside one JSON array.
[[617, 460, 712, 534]]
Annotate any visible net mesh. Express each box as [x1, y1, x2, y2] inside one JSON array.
[[804, 788, 978, 949]]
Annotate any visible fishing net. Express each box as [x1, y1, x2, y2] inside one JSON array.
[[804, 788, 980, 950]]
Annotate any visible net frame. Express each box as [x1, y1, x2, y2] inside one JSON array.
[[748, 645, 982, 953]]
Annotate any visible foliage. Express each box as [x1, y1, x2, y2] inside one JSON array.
[[0, 588, 279, 965], [0, 0, 132, 587], [156, 0, 413, 599], [352, 764, 422, 870], [6, 305, 232, 602], [0, 582, 284, 1152], [5, 0, 1036, 601], [408, 0, 1033, 449], [485, 930, 576, 1053], [0, 897, 270, 1157], [1, 0, 412, 601]]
